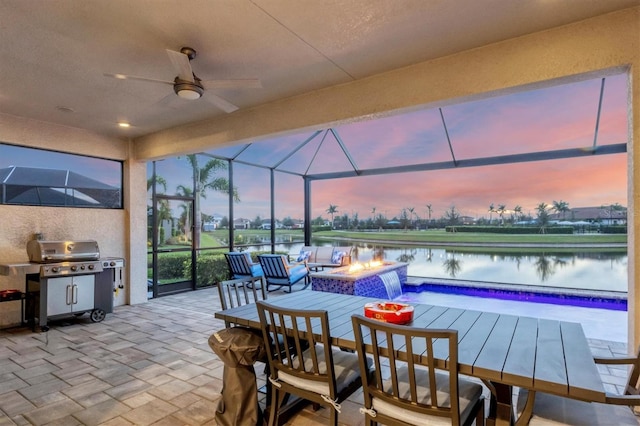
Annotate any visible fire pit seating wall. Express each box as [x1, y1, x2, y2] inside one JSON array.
[[291, 246, 353, 268]]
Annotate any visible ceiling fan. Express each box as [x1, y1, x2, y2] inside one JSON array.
[[104, 47, 261, 113]]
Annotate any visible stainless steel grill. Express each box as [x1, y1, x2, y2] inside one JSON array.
[[26, 240, 103, 277], [23, 239, 113, 331]]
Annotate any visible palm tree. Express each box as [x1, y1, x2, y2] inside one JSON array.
[[147, 175, 167, 192], [176, 185, 193, 240], [425, 204, 433, 228], [552, 200, 570, 220], [185, 154, 239, 249], [496, 204, 507, 226], [536, 202, 550, 234], [513, 205, 523, 223], [444, 205, 461, 232], [488, 203, 496, 225], [407, 207, 415, 229], [327, 204, 338, 228]]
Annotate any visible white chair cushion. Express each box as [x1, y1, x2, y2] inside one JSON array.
[[277, 345, 361, 396], [371, 366, 483, 426], [517, 389, 640, 425]]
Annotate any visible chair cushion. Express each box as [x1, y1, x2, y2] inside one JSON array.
[[301, 246, 317, 263], [517, 389, 640, 425], [249, 263, 264, 277], [277, 345, 361, 396], [331, 250, 346, 264], [315, 246, 335, 263], [371, 366, 483, 426]]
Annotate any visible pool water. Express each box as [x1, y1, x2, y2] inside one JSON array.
[[401, 282, 627, 311]]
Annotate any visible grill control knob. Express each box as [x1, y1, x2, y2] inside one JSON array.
[[110, 261, 116, 267], [80, 265, 86, 270], [88, 264, 95, 270], [51, 267, 60, 273], [71, 265, 78, 272]]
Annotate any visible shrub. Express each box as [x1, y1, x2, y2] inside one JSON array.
[[601, 225, 627, 234], [445, 226, 574, 234]]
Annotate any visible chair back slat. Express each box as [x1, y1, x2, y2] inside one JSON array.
[[352, 314, 463, 424], [217, 277, 266, 327], [225, 252, 253, 276], [256, 301, 338, 397], [259, 255, 289, 279]]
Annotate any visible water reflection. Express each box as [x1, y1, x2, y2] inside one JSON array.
[[262, 241, 628, 292], [443, 256, 463, 278]]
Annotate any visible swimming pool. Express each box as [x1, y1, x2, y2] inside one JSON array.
[[400, 280, 627, 311]]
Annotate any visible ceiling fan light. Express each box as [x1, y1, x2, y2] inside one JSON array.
[[173, 80, 204, 100], [177, 88, 202, 100]]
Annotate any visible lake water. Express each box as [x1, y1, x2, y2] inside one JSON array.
[[257, 241, 628, 293]]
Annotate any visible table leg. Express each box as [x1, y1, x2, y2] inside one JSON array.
[[487, 382, 514, 426]]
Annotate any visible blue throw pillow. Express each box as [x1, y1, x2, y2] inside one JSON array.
[[331, 251, 345, 264], [297, 250, 311, 262]]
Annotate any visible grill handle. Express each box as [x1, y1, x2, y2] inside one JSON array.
[[66, 285, 72, 305]]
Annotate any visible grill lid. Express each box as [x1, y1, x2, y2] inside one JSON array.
[[27, 240, 100, 263]]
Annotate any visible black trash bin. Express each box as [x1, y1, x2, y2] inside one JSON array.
[[208, 327, 266, 426]]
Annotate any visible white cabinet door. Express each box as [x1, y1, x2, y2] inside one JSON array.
[[72, 275, 95, 312], [47, 277, 73, 316]]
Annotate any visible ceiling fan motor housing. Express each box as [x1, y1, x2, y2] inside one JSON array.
[[173, 77, 204, 100]]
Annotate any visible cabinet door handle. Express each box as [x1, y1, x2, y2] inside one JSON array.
[[66, 285, 72, 305], [72, 285, 78, 305]]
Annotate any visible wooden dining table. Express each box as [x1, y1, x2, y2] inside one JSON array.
[[214, 290, 606, 426]]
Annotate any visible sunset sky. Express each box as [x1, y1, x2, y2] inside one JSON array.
[[192, 72, 629, 221], [1, 73, 628, 222]]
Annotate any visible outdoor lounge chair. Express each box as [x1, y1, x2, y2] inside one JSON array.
[[256, 300, 365, 426], [224, 252, 264, 287], [516, 345, 640, 425], [351, 314, 485, 426], [257, 254, 310, 293]]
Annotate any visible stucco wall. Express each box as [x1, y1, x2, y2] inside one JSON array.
[[0, 113, 137, 327]]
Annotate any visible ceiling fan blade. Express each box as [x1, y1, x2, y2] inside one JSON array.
[[104, 73, 173, 85], [205, 93, 239, 113], [202, 79, 262, 89], [166, 49, 194, 83]]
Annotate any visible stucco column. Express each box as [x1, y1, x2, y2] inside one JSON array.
[[124, 151, 148, 305]]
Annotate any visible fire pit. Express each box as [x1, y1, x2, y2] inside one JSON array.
[[310, 261, 408, 299]]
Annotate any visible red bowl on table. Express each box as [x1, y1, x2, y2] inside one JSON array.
[[364, 302, 414, 325]]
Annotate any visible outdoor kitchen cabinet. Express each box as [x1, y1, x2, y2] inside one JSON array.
[[46, 275, 94, 317], [26, 270, 113, 331]]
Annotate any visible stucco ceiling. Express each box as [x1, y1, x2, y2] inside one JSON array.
[[0, 0, 637, 140]]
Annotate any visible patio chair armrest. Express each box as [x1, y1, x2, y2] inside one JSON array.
[[290, 260, 309, 270], [604, 393, 640, 405], [594, 356, 638, 365]]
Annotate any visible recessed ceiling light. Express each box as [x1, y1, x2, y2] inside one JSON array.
[[118, 122, 131, 128]]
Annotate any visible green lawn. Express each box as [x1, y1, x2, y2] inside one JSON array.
[[314, 229, 626, 245]]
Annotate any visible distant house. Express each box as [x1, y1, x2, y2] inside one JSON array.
[[549, 206, 627, 226], [233, 218, 251, 229], [460, 216, 476, 225], [202, 214, 223, 231], [260, 219, 283, 230]]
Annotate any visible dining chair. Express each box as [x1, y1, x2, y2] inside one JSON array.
[[516, 346, 640, 425], [224, 252, 264, 288], [217, 277, 266, 327], [257, 254, 310, 292], [256, 300, 365, 426], [351, 314, 485, 426]]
